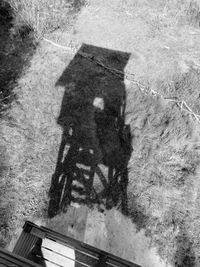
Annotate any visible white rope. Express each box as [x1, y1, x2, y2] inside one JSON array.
[[43, 38, 76, 53]]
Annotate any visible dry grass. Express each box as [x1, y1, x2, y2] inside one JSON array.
[[119, 0, 200, 27], [7, 0, 87, 39], [125, 78, 200, 266], [1, 0, 200, 266], [7, 0, 200, 40], [4, 0, 200, 43]]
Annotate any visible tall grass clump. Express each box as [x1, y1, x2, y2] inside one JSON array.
[[8, 0, 87, 39]]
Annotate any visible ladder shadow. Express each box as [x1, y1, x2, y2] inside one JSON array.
[[48, 44, 132, 218]]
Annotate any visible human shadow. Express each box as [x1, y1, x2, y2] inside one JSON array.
[[48, 44, 132, 218]]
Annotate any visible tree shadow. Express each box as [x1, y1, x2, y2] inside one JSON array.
[[48, 44, 133, 218]]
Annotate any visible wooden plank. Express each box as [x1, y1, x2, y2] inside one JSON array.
[[75, 250, 98, 267], [0, 248, 41, 267], [44, 260, 87, 267], [42, 238, 75, 260], [41, 247, 75, 267], [30, 227, 46, 239], [42, 238, 98, 267], [41, 261, 61, 267], [13, 231, 38, 258], [108, 258, 140, 267], [0, 257, 17, 267], [23, 222, 98, 258], [22, 222, 142, 267]]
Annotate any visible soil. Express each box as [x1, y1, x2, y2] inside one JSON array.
[[1, 1, 200, 267]]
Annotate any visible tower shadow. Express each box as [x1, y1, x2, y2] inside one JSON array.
[[48, 44, 132, 218]]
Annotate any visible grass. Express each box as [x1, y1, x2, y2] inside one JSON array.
[[1, 0, 200, 266], [164, 0, 200, 27], [6, 0, 200, 41], [0, 0, 87, 114], [8, 0, 87, 39], [119, 0, 200, 27], [0, 1, 36, 116]]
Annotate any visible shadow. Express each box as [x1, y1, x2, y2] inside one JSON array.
[[0, 1, 36, 248], [0, 0, 36, 116], [48, 44, 132, 218], [174, 225, 195, 267], [128, 197, 148, 231], [70, 0, 87, 14], [27, 238, 46, 266]]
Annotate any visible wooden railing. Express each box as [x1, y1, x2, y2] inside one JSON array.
[[12, 221, 142, 267]]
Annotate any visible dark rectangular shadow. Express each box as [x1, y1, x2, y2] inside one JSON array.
[[48, 43, 133, 218]]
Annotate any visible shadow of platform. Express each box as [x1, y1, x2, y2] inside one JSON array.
[[48, 44, 132, 218]]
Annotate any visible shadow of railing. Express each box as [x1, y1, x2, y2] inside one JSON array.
[[48, 44, 132, 218]]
